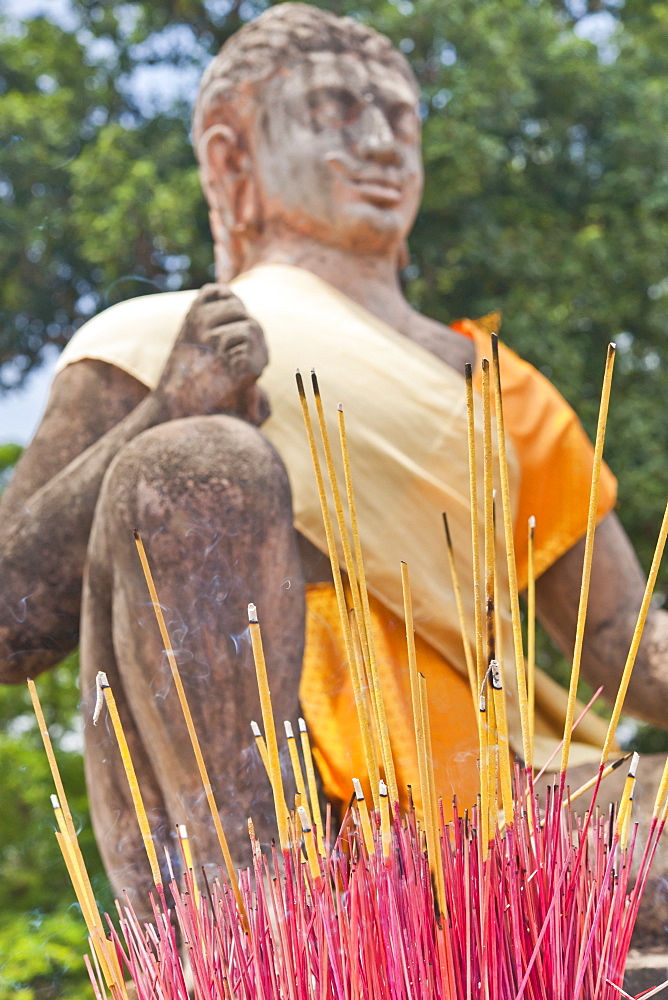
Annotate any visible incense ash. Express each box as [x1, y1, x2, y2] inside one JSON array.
[[30, 343, 668, 999]]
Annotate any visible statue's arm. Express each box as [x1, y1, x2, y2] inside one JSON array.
[[0, 284, 268, 683], [1, 360, 149, 518], [534, 510, 668, 727]]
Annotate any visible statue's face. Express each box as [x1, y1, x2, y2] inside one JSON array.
[[252, 51, 423, 256]]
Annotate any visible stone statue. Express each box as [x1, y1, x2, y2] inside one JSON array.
[[1, 4, 667, 931]]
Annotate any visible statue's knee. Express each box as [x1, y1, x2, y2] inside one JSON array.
[[98, 416, 293, 536]]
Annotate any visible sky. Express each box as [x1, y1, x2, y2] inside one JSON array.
[[0, 351, 57, 445]]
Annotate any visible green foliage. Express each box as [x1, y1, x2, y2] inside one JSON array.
[[0, 654, 112, 999]]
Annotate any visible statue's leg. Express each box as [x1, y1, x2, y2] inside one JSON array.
[[81, 415, 305, 908]]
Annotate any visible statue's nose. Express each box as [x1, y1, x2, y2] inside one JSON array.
[[356, 105, 400, 164]]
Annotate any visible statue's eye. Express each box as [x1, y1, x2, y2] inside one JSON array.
[[309, 89, 360, 131], [390, 106, 420, 143]]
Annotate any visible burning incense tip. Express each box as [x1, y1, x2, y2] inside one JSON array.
[[337, 402, 343, 411], [529, 514, 536, 530], [93, 671, 109, 726], [311, 368, 321, 396], [612, 753, 631, 771], [132, 527, 140, 540], [352, 778, 364, 801], [629, 751, 640, 779], [464, 361, 472, 378], [284, 720, 295, 739], [379, 780, 388, 798], [442, 511, 453, 549], [50, 794, 60, 810], [248, 603, 258, 624], [250, 721, 261, 737], [490, 659, 502, 690], [298, 717, 307, 733], [178, 824, 188, 838], [295, 369, 305, 396]]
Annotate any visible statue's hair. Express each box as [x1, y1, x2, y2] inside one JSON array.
[[192, 2, 417, 155]]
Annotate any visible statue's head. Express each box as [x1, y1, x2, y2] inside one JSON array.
[[193, 3, 423, 280]]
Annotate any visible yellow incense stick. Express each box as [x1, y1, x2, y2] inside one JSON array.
[[297, 806, 322, 881], [489, 660, 513, 828], [338, 402, 406, 811], [299, 717, 325, 850], [563, 753, 632, 808], [352, 777, 376, 855], [490, 334, 532, 770], [311, 375, 398, 805], [52, 797, 98, 935], [379, 780, 392, 859], [615, 752, 639, 849], [464, 364, 486, 693], [483, 670, 499, 841], [418, 673, 446, 916], [54, 822, 121, 1000], [481, 359, 513, 826], [251, 720, 271, 775], [651, 755, 668, 821], [442, 512, 477, 708], [96, 671, 162, 887], [248, 604, 290, 852], [296, 370, 381, 808], [600, 498, 668, 766], [492, 491, 504, 669], [133, 529, 248, 932], [285, 720, 311, 825], [28, 680, 123, 993], [403, 579, 438, 871], [465, 364, 489, 844], [402, 563, 433, 823], [560, 343, 616, 775], [527, 515, 537, 758], [178, 823, 200, 908], [252, 721, 290, 822]]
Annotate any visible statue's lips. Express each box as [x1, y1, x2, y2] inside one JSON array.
[[349, 176, 403, 206]]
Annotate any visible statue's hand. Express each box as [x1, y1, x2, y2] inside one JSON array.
[[156, 283, 270, 424]]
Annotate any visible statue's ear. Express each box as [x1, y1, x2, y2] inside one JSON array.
[[198, 123, 261, 278], [199, 124, 259, 229]]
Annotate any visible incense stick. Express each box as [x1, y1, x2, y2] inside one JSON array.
[[298, 717, 325, 851], [352, 777, 376, 855], [133, 528, 248, 930], [311, 374, 398, 805], [526, 516, 536, 760], [248, 603, 290, 852], [285, 720, 312, 827], [560, 343, 616, 775], [481, 358, 513, 827], [491, 334, 532, 770], [442, 511, 477, 708], [563, 752, 632, 808], [29, 679, 126, 996], [96, 671, 163, 887], [296, 370, 381, 808]]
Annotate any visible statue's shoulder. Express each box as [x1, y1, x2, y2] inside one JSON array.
[[56, 289, 198, 389]]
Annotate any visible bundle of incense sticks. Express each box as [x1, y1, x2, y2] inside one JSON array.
[[30, 339, 668, 1000]]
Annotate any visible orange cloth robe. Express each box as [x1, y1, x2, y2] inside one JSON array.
[[300, 318, 617, 814]]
